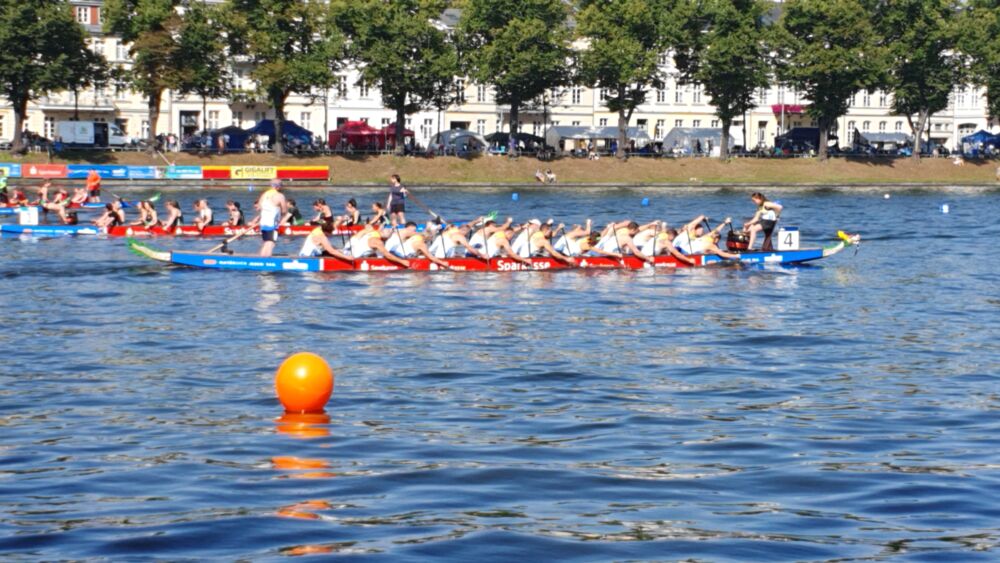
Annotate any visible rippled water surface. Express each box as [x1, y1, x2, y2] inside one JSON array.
[[1, 185, 999, 561]]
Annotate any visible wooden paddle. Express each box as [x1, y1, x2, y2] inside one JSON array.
[[405, 190, 446, 225], [206, 226, 254, 253]]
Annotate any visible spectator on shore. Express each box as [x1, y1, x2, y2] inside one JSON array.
[[535, 169, 546, 183], [545, 169, 556, 184]]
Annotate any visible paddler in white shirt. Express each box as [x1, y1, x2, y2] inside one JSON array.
[[429, 219, 487, 259], [511, 219, 572, 263], [298, 222, 353, 260], [385, 221, 451, 268], [257, 179, 288, 257], [640, 223, 696, 265], [672, 215, 730, 255], [193, 199, 214, 231], [591, 220, 654, 263], [346, 224, 410, 268], [471, 218, 529, 263]]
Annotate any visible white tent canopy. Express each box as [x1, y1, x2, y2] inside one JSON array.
[[659, 127, 736, 156], [431, 129, 488, 151], [546, 126, 652, 154]]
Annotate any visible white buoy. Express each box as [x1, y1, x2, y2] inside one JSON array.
[[941, 204, 949, 214], [884, 193, 891, 199]]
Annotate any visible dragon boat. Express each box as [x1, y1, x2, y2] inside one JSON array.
[[0, 223, 363, 237], [127, 235, 857, 273]]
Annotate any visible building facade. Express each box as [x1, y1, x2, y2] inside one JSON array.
[[1, 1, 994, 153]]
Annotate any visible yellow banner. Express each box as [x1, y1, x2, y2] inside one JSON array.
[[231, 166, 277, 180]]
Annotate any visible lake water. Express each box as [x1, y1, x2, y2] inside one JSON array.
[[1, 185, 998, 561]]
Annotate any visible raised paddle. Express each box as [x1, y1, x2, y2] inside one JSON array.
[[206, 226, 254, 253], [405, 190, 446, 225]]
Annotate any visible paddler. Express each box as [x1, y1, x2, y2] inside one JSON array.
[[429, 219, 487, 259], [310, 198, 333, 226], [0, 170, 7, 203], [41, 185, 72, 224], [744, 192, 783, 251], [85, 169, 102, 202], [479, 219, 530, 263], [298, 222, 353, 260], [281, 198, 305, 226], [334, 198, 361, 227], [386, 174, 407, 225], [193, 199, 214, 231], [511, 219, 572, 263], [592, 221, 653, 263], [161, 200, 183, 231], [639, 222, 696, 265], [345, 224, 409, 267], [554, 219, 602, 257], [70, 187, 88, 206], [672, 215, 726, 254], [385, 221, 451, 268], [257, 179, 288, 257], [93, 200, 125, 229], [225, 200, 246, 227], [368, 202, 389, 227]]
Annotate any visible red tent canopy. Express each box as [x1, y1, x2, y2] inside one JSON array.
[[381, 122, 414, 136], [328, 121, 383, 149]]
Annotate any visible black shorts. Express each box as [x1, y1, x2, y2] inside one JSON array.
[[760, 220, 776, 235], [261, 229, 278, 243], [390, 202, 405, 214]]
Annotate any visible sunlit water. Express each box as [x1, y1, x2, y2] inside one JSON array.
[[1, 185, 998, 561]]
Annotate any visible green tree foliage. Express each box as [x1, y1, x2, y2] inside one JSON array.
[[776, 0, 883, 159], [177, 2, 230, 133], [0, 1, 102, 153], [676, 0, 770, 159], [577, 0, 676, 158], [226, 0, 343, 156], [459, 0, 571, 153], [335, 0, 456, 155], [104, 0, 185, 152], [872, 0, 963, 160], [961, 1, 1000, 122]]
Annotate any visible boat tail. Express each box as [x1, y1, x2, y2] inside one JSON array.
[[127, 239, 172, 262]]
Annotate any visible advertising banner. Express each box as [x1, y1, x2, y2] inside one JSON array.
[[127, 166, 159, 180], [231, 166, 278, 180], [23, 164, 68, 179], [202, 166, 231, 180], [276, 166, 329, 180], [165, 165, 203, 180], [67, 165, 129, 179], [0, 164, 22, 178]]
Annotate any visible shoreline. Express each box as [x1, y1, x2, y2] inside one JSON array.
[[3, 151, 999, 186]]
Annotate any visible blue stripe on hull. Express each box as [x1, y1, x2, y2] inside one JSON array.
[[170, 251, 325, 272], [0, 224, 102, 235], [701, 248, 826, 266], [0, 207, 40, 215]]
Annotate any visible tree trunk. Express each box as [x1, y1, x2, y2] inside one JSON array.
[[616, 85, 628, 159], [720, 117, 731, 160], [73, 90, 80, 121], [395, 102, 406, 156], [146, 89, 162, 154], [11, 98, 28, 155], [272, 90, 286, 157], [508, 100, 519, 157], [202, 95, 208, 132], [816, 116, 830, 160], [911, 109, 929, 162]]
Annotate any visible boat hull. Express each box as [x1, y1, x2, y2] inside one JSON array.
[[0, 224, 102, 235]]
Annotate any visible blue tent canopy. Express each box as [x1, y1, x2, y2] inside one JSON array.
[[211, 126, 250, 150], [244, 120, 314, 145], [960, 130, 1000, 145]]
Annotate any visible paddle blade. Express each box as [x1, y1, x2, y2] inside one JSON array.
[[148, 192, 162, 203]]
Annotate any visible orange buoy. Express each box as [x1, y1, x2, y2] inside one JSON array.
[[275, 352, 334, 413]]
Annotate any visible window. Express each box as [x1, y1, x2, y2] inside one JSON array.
[[455, 79, 466, 104], [693, 87, 702, 104], [934, 123, 943, 131], [599, 118, 608, 126], [359, 80, 369, 98], [336, 76, 347, 98], [0, 115, 4, 139], [879, 95, 888, 107], [360, 117, 368, 124], [658, 54, 668, 65], [254, 111, 264, 124], [711, 119, 719, 128], [90, 38, 103, 55], [599, 88, 608, 101], [113, 40, 128, 61], [476, 119, 485, 134], [758, 121, 768, 143], [532, 121, 541, 136], [972, 92, 980, 108], [44, 117, 55, 139], [637, 119, 647, 131], [757, 88, 768, 105], [675, 119, 683, 128], [655, 119, 664, 137], [862, 120, 870, 131], [848, 120, 855, 131], [477, 85, 487, 103], [76, 6, 90, 24], [571, 120, 580, 126], [421, 118, 433, 140], [233, 111, 243, 127], [381, 118, 390, 127], [97, 7, 104, 25], [956, 88, 966, 108], [141, 120, 150, 139], [551, 120, 559, 126], [692, 119, 701, 128], [862, 93, 871, 107], [208, 110, 219, 130], [895, 121, 902, 132], [675, 90, 684, 103], [406, 118, 412, 129], [571, 87, 581, 105], [115, 86, 127, 101], [300, 112, 311, 132], [656, 89, 666, 103], [879, 121, 886, 132]]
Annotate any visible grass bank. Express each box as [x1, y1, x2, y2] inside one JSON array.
[[4, 150, 999, 186]]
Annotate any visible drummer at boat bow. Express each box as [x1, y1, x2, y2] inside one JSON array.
[[386, 174, 407, 225], [258, 179, 288, 257], [385, 222, 451, 268], [744, 192, 783, 251], [299, 222, 353, 261]]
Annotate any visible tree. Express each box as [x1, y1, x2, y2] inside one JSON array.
[[459, 0, 571, 154], [104, 0, 185, 152], [576, 0, 676, 159], [335, 0, 456, 155], [961, 1, 1000, 124], [226, 0, 343, 157], [872, 0, 963, 160], [776, 0, 884, 160], [63, 48, 109, 122], [676, 0, 770, 159], [0, 1, 100, 153], [177, 2, 230, 134]]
